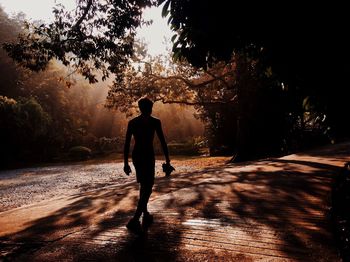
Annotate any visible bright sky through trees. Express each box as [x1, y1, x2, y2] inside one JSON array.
[[0, 0, 172, 56]]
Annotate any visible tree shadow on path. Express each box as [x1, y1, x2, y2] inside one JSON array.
[[1, 142, 350, 261]]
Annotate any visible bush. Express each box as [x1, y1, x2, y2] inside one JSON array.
[[97, 137, 120, 153], [168, 142, 198, 156], [0, 96, 52, 166], [68, 146, 92, 160], [209, 145, 233, 156]]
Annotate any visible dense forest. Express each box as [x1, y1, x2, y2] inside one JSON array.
[[0, 6, 204, 168], [2, 0, 350, 166]]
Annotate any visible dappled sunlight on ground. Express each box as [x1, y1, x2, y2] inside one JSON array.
[[0, 156, 229, 212], [1, 143, 350, 260]]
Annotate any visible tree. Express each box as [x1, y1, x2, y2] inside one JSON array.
[[4, 1, 349, 106], [0, 7, 128, 164], [105, 41, 292, 159], [0, 96, 51, 165], [3, 1, 348, 160], [105, 41, 237, 110], [3, 0, 157, 84], [160, 0, 350, 143]]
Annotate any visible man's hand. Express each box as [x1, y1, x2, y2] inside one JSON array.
[[124, 164, 131, 176], [162, 162, 175, 177]]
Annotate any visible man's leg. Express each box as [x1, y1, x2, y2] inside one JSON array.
[[127, 183, 152, 234], [134, 182, 153, 220]]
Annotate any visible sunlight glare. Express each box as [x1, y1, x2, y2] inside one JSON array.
[[136, 5, 173, 56]]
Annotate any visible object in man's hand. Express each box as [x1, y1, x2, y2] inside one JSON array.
[[124, 165, 131, 176], [162, 163, 175, 177]]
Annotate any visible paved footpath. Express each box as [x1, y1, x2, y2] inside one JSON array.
[[1, 142, 350, 261]]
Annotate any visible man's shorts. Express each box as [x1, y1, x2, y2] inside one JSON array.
[[132, 159, 155, 185]]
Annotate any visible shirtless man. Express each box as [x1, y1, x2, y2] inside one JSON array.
[[123, 98, 172, 234]]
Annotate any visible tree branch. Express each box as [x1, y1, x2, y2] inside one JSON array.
[[149, 74, 194, 86], [148, 73, 233, 89], [158, 99, 229, 105], [73, 0, 93, 29], [205, 70, 232, 89], [154, 98, 199, 105], [154, 94, 237, 106]]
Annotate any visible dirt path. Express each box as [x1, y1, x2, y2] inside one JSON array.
[[0, 157, 228, 212], [0, 144, 349, 261]]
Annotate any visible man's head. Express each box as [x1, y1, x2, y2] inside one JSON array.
[[138, 97, 153, 115]]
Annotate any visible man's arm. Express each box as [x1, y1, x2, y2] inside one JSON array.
[[123, 122, 132, 175], [156, 120, 170, 163]]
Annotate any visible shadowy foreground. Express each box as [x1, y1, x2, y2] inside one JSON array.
[[1, 143, 350, 261]]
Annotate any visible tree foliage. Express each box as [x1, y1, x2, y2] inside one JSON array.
[[3, 0, 157, 84], [106, 39, 334, 158], [1, 7, 204, 166], [0, 96, 51, 165], [105, 40, 237, 112], [160, 0, 350, 142], [0, 8, 125, 166], [105, 42, 288, 157], [3, 1, 349, 160]]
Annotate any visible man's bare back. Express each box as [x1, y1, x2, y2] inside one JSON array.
[[128, 115, 166, 161]]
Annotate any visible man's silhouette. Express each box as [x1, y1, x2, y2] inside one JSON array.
[[123, 98, 171, 234]]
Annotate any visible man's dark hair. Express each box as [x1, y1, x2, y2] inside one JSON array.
[[138, 98, 153, 115]]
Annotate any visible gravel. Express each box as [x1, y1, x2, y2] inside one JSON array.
[[0, 161, 195, 212]]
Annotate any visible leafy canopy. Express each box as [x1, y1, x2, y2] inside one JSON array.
[[4, 0, 157, 84], [4, 0, 350, 101]]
